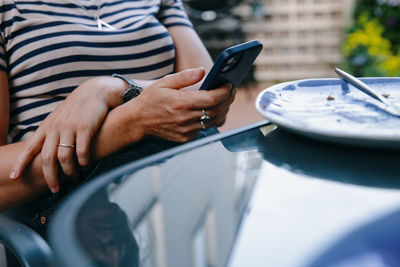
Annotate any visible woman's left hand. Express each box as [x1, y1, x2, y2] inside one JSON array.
[[9, 77, 124, 193]]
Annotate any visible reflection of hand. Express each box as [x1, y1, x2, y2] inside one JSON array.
[[130, 67, 236, 143], [9, 77, 124, 193]]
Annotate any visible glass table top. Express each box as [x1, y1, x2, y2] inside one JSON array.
[[49, 122, 400, 267]]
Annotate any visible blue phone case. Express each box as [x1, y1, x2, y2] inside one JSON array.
[[199, 40, 263, 90]]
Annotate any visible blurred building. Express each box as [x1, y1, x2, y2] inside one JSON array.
[[234, 0, 356, 82]]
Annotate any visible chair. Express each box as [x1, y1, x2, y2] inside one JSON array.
[[0, 214, 53, 267]]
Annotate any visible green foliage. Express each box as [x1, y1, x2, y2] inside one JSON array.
[[343, 0, 400, 76]]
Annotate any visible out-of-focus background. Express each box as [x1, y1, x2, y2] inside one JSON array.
[[182, 0, 400, 131]]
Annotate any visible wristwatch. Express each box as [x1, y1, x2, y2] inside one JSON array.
[[112, 73, 143, 103]]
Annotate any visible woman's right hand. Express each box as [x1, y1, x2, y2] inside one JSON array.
[[124, 68, 235, 143]]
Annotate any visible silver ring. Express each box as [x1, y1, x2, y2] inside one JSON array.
[[200, 109, 211, 129], [58, 143, 75, 148], [200, 120, 206, 130]]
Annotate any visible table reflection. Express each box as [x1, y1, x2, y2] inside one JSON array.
[[247, 126, 400, 189], [309, 208, 400, 267], [77, 190, 139, 267], [225, 125, 400, 267], [75, 130, 264, 267], [53, 123, 400, 267]]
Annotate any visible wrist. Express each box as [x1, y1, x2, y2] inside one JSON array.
[[112, 74, 143, 103], [92, 100, 146, 160], [121, 99, 146, 141], [94, 76, 127, 108]]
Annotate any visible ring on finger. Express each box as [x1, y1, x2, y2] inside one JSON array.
[[200, 109, 211, 129], [58, 143, 76, 148], [200, 120, 206, 130]]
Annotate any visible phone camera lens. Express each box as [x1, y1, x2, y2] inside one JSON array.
[[222, 65, 231, 72], [227, 57, 237, 64], [221, 56, 241, 73]]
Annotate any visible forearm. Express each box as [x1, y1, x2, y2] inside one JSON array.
[[168, 26, 214, 72], [121, 27, 214, 90], [0, 108, 140, 211], [91, 99, 144, 160], [0, 67, 222, 211], [0, 143, 52, 211], [0, 77, 140, 211]]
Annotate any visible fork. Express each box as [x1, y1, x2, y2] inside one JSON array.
[[335, 68, 400, 117]]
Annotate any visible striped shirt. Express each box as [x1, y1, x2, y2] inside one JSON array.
[[0, 0, 193, 143]]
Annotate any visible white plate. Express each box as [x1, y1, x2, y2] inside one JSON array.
[[255, 78, 400, 148]]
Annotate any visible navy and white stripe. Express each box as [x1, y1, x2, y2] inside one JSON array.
[[0, 0, 193, 143]]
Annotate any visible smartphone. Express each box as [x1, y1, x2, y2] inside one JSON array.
[[199, 40, 263, 90]]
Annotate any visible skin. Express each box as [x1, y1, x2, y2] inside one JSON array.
[[0, 26, 236, 211]]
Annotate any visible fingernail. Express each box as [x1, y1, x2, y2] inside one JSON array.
[[193, 67, 205, 75], [50, 187, 58, 194], [9, 170, 18, 179]]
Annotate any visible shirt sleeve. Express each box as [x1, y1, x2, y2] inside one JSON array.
[[0, 37, 7, 72], [0, 2, 9, 73], [157, 0, 193, 28]]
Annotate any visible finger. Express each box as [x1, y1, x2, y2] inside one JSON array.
[[41, 133, 60, 193], [175, 120, 204, 134], [216, 86, 236, 112], [168, 108, 210, 127], [153, 67, 206, 90], [9, 129, 45, 180], [229, 86, 237, 103], [198, 86, 236, 119], [182, 128, 202, 142], [212, 104, 230, 126], [197, 102, 230, 129], [76, 129, 91, 169], [213, 108, 229, 127], [169, 127, 201, 143], [187, 83, 232, 110], [58, 132, 77, 177]]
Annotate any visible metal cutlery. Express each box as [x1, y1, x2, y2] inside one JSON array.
[[335, 68, 400, 117]]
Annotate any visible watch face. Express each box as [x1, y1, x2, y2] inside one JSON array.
[[123, 86, 142, 103]]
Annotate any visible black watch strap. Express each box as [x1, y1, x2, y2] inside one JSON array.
[[112, 73, 143, 103]]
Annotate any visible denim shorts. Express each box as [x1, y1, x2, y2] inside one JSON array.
[[4, 128, 219, 238]]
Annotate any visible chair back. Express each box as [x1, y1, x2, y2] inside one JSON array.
[[0, 214, 53, 267]]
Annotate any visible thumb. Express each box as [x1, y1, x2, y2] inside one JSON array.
[[155, 67, 206, 90]]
